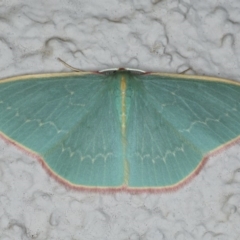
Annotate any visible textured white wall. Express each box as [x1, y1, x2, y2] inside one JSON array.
[[0, 0, 240, 239]]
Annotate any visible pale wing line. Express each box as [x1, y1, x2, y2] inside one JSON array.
[[72, 77, 115, 158], [180, 84, 240, 135], [52, 81, 109, 185], [148, 78, 238, 113], [1, 83, 51, 129], [38, 92, 90, 153], [75, 137, 93, 185], [2, 77, 95, 128], [135, 101, 153, 185], [140, 81, 204, 154], [0, 72, 109, 185], [143, 104, 187, 185], [141, 76, 240, 184], [136, 93, 168, 185], [52, 96, 104, 175], [138, 80, 204, 176], [135, 88, 187, 185], [144, 121, 169, 185], [8, 83, 70, 131], [83, 117, 106, 185], [43, 77, 109, 156], [85, 89, 119, 186], [62, 108, 93, 184], [144, 78, 240, 169], [171, 89, 232, 142], [39, 107, 86, 154], [73, 107, 111, 186], [201, 87, 240, 134], [172, 84, 238, 123], [144, 80, 235, 144], [18, 96, 68, 145], [2, 81, 68, 111], [100, 90, 116, 185], [138, 101, 159, 185], [8, 86, 74, 142], [130, 85, 161, 186], [142, 104, 187, 185], [1, 80, 76, 151], [44, 78, 107, 157], [130, 92, 148, 187]]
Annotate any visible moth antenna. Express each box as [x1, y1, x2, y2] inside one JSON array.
[[57, 58, 84, 72]]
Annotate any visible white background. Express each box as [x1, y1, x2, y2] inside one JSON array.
[[0, 0, 240, 239]]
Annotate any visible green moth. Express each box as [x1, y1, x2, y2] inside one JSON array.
[[0, 69, 240, 192]]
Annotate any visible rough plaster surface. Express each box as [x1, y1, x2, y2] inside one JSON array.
[[0, 0, 240, 239]]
